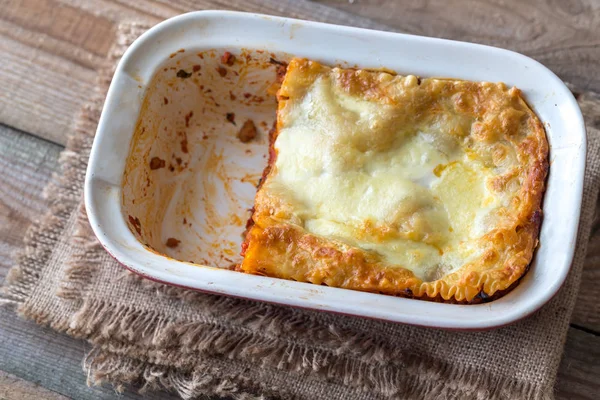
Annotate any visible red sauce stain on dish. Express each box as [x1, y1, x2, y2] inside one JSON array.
[[226, 112, 236, 125], [240, 174, 260, 186], [176, 69, 192, 79], [237, 120, 257, 143], [149, 157, 165, 170], [216, 66, 227, 77], [221, 51, 236, 66], [180, 135, 189, 154], [185, 111, 193, 127], [230, 214, 243, 226], [170, 48, 185, 58], [166, 238, 181, 248], [128, 215, 142, 235], [123, 47, 283, 266]]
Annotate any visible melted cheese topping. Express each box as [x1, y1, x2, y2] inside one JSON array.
[[240, 58, 548, 302], [265, 74, 504, 280]]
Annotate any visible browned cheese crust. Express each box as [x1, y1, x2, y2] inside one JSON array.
[[239, 58, 548, 303]]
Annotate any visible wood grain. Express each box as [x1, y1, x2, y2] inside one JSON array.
[[0, 371, 68, 400], [4, 0, 598, 144], [0, 125, 62, 278], [0, 0, 115, 65], [556, 328, 600, 400], [0, 0, 103, 145], [0, 35, 96, 146], [572, 221, 600, 332], [316, 0, 600, 93]]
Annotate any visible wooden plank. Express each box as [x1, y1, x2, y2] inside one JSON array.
[[0, 0, 116, 66], [572, 232, 600, 333], [0, 371, 68, 400], [556, 328, 600, 400], [56, 0, 390, 28], [315, 0, 600, 93], [0, 36, 97, 146], [57, 0, 177, 21], [0, 0, 104, 146], [0, 125, 62, 278]]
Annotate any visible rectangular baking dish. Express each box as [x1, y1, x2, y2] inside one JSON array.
[[85, 10, 586, 329]]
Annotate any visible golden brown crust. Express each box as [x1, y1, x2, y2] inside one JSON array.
[[239, 58, 549, 303]]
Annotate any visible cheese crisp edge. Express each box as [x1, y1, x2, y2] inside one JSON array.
[[239, 58, 548, 303]]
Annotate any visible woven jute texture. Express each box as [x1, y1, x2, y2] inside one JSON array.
[[3, 21, 600, 400]]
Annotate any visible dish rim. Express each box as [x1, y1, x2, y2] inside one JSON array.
[[84, 10, 586, 329]]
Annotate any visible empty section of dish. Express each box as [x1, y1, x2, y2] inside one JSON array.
[[122, 49, 284, 267]]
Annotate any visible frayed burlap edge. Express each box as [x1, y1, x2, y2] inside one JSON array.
[[66, 297, 550, 399], [3, 19, 599, 400], [60, 213, 555, 400], [81, 345, 548, 400]]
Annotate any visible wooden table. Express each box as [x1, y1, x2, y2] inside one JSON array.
[[1, 1, 599, 399]]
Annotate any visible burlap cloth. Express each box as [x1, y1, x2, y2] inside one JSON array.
[[3, 21, 600, 400]]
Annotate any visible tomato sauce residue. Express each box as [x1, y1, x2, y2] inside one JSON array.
[[128, 215, 142, 235], [122, 48, 283, 268], [237, 120, 257, 143], [185, 111, 193, 127], [216, 66, 227, 77], [221, 51, 235, 66], [226, 112, 236, 125], [149, 157, 166, 170], [166, 238, 181, 248]]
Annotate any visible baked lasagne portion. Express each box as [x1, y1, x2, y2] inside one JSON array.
[[239, 58, 548, 303]]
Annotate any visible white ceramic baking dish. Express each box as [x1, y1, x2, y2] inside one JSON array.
[[85, 10, 586, 329]]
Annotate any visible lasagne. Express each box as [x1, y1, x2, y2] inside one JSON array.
[[239, 58, 548, 303]]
